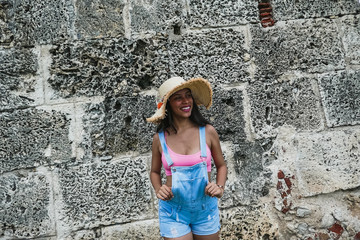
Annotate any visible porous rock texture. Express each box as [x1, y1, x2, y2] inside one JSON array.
[[1, 0, 360, 239]]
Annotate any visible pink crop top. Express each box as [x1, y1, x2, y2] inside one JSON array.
[[161, 142, 212, 176]]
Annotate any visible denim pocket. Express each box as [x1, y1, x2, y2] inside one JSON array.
[[159, 201, 174, 218]]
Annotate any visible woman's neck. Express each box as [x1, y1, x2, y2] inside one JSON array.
[[172, 117, 195, 133]]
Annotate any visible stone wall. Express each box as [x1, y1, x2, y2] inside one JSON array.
[[1, 0, 360, 239]]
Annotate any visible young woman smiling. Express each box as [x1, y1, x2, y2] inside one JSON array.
[[147, 77, 227, 240]]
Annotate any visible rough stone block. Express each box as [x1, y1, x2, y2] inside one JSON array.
[[0, 88, 33, 111], [188, 0, 258, 27], [202, 87, 246, 142], [74, 0, 125, 39], [250, 18, 345, 78], [49, 37, 169, 98], [0, 171, 55, 238], [63, 229, 100, 240], [100, 220, 160, 239], [272, 0, 360, 21], [221, 139, 273, 207], [220, 206, 278, 239], [57, 157, 153, 230], [0, 49, 38, 111], [318, 70, 360, 127], [81, 95, 155, 158], [1, 0, 70, 46], [0, 48, 38, 76], [168, 28, 251, 84], [130, 0, 186, 35], [0, 108, 71, 173], [339, 15, 360, 65], [293, 130, 360, 196], [0, 1, 14, 46], [247, 76, 322, 138]]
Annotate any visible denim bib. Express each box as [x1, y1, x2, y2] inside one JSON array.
[[159, 126, 217, 211]]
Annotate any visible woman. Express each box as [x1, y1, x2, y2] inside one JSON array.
[[147, 77, 227, 240]]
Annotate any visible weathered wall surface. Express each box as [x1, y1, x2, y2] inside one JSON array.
[[1, 0, 360, 239]]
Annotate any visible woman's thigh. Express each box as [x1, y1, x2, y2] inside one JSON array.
[[164, 232, 193, 240], [193, 231, 219, 240]]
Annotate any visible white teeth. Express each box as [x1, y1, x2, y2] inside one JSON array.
[[181, 107, 190, 110]]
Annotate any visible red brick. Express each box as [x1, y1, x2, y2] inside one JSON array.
[[284, 177, 292, 189], [278, 170, 285, 179], [328, 222, 343, 236], [281, 206, 290, 214]]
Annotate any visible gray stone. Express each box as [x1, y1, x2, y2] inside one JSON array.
[[0, 48, 38, 111], [0, 48, 37, 75], [130, 0, 186, 35], [0, 1, 14, 46], [1, 0, 71, 46], [293, 129, 360, 196], [0, 171, 54, 238], [296, 207, 312, 218], [296, 222, 309, 235], [0, 88, 33, 111], [223, 139, 273, 206], [100, 220, 161, 240], [250, 18, 345, 78], [81, 95, 155, 158], [272, 0, 360, 21], [247, 77, 322, 138], [188, 0, 258, 27], [74, 0, 125, 39], [318, 70, 360, 127], [0, 108, 71, 173], [49, 37, 169, 98], [57, 157, 153, 230], [168, 28, 251, 84], [103, 95, 156, 154], [63, 229, 100, 240], [203, 87, 246, 142], [220, 206, 278, 239], [339, 15, 360, 65]]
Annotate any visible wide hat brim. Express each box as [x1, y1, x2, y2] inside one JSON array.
[[146, 77, 213, 124]]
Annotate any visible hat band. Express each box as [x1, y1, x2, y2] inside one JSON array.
[[157, 102, 163, 109]]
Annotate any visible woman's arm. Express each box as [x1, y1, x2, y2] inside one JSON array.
[[150, 133, 173, 201], [205, 125, 228, 198]]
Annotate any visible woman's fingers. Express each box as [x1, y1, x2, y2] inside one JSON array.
[[205, 182, 224, 198], [205, 182, 216, 196], [156, 185, 173, 200]]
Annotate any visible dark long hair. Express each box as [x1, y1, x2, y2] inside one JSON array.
[[156, 97, 211, 134]]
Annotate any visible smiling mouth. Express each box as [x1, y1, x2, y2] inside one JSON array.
[[181, 106, 191, 112]]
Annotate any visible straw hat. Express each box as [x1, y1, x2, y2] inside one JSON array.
[[146, 77, 213, 123]]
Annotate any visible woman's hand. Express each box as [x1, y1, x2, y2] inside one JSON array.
[[156, 185, 174, 201], [205, 182, 224, 198]]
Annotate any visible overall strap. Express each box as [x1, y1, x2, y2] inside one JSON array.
[[199, 126, 207, 158], [158, 131, 174, 167]]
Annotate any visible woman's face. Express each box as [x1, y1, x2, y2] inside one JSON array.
[[168, 88, 193, 119]]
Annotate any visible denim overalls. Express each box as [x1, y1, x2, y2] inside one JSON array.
[[158, 126, 220, 238]]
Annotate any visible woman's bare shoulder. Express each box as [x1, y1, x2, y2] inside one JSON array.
[[152, 132, 159, 141], [205, 124, 218, 135], [205, 124, 220, 143]]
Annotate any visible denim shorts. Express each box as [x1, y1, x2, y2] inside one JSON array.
[[158, 198, 220, 238]]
